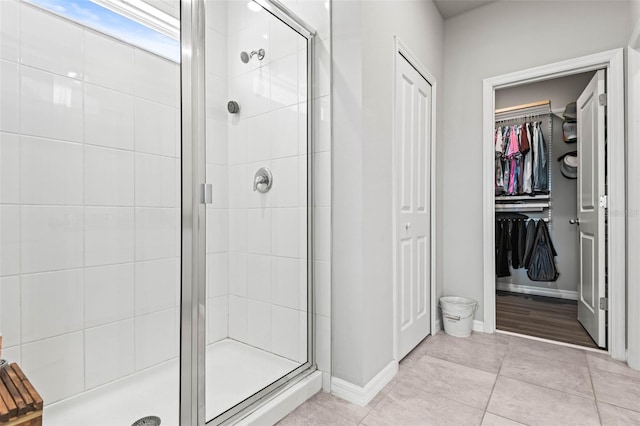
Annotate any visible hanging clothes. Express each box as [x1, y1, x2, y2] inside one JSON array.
[[522, 122, 533, 194], [533, 122, 548, 192], [522, 218, 537, 268], [516, 219, 527, 268], [510, 219, 521, 269], [494, 120, 548, 196], [506, 126, 521, 195], [495, 216, 558, 279], [496, 220, 511, 277], [495, 127, 504, 194]]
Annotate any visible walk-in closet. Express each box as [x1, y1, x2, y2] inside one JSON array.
[[493, 70, 607, 349]]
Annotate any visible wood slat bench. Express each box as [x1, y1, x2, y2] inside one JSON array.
[[0, 363, 43, 426]]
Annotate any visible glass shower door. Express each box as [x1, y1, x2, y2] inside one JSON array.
[[0, 0, 181, 424], [202, 0, 313, 422]]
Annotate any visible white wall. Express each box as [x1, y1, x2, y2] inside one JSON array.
[[495, 72, 594, 297], [441, 0, 630, 321], [0, 0, 180, 404], [332, 0, 444, 387], [631, 0, 640, 41]]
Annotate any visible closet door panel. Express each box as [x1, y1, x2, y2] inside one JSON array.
[[395, 53, 432, 359], [576, 69, 606, 348], [400, 74, 414, 213], [400, 237, 414, 330]]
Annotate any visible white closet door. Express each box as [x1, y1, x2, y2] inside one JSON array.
[[395, 53, 432, 360], [576, 70, 606, 348]]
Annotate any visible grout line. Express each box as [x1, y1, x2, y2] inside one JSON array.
[[482, 334, 509, 422], [588, 363, 603, 425]]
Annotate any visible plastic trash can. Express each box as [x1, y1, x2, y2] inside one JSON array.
[[440, 297, 477, 337]]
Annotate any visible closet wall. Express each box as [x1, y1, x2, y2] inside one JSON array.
[[495, 72, 596, 298]]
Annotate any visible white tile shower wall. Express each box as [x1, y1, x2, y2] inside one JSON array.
[[0, 1, 180, 404], [211, 1, 330, 373]]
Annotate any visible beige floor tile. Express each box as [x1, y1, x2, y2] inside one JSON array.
[[309, 390, 373, 423], [587, 352, 640, 379], [591, 368, 640, 412], [467, 331, 512, 346], [508, 336, 588, 366], [500, 348, 593, 399], [424, 332, 508, 373], [481, 412, 526, 426], [486, 376, 599, 426], [598, 401, 640, 425], [398, 335, 435, 370], [276, 399, 357, 425], [407, 355, 497, 410], [361, 377, 484, 426]]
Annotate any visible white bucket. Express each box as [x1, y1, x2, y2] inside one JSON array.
[[440, 297, 477, 337]]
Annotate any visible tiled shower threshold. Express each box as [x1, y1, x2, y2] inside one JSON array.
[[44, 339, 301, 425]]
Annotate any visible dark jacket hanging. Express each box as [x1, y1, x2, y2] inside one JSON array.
[[496, 221, 511, 277], [522, 219, 537, 268], [517, 219, 527, 269], [510, 219, 521, 269]]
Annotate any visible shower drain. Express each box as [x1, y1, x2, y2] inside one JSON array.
[[132, 415, 161, 426]]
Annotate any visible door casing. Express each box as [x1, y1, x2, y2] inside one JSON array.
[[627, 30, 640, 370], [391, 36, 438, 362], [481, 49, 626, 360]]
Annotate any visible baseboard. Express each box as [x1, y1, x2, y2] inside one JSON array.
[[473, 320, 485, 332], [496, 282, 578, 300], [238, 371, 322, 425], [331, 360, 397, 407]]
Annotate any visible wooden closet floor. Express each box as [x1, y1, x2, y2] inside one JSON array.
[[496, 290, 598, 349]]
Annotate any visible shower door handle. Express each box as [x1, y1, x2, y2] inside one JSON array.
[[202, 183, 213, 204]]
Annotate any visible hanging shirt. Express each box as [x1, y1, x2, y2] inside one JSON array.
[[533, 122, 548, 192], [495, 127, 504, 192], [523, 122, 533, 193]]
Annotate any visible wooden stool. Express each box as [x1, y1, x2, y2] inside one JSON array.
[[0, 363, 43, 426]]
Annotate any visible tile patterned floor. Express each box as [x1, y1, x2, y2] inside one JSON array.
[[278, 332, 640, 425]]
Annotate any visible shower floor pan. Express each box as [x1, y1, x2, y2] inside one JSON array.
[[44, 339, 299, 425]]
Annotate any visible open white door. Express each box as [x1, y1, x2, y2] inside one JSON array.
[[395, 53, 432, 359], [576, 70, 606, 348]]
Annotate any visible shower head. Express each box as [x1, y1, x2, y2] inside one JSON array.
[[240, 48, 265, 63]]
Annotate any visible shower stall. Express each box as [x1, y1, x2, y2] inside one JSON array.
[[0, 0, 326, 424]]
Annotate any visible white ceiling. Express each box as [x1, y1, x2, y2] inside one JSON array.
[[433, 0, 495, 19]]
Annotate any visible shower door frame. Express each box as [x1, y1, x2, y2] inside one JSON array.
[[180, 0, 318, 425]]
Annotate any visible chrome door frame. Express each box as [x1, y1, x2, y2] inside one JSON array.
[[180, 0, 206, 424], [180, 0, 317, 424]]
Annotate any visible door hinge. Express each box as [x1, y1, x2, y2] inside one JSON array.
[[599, 195, 608, 209], [202, 183, 213, 204], [599, 93, 607, 106], [600, 297, 609, 311]]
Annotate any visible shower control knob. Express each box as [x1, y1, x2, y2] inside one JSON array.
[[253, 167, 273, 193]]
